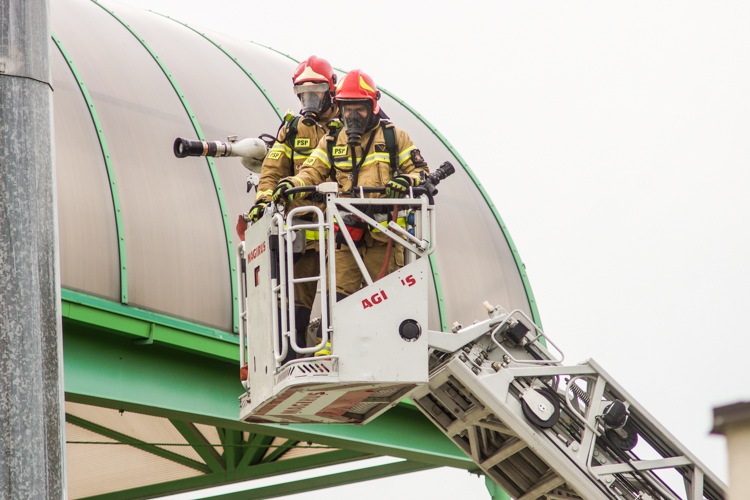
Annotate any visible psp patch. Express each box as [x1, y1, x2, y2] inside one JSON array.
[[267, 151, 283, 160], [332, 146, 348, 156], [294, 138, 311, 148]]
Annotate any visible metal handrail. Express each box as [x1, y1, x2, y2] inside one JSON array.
[[270, 190, 435, 366], [271, 214, 289, 363], [285, 206, 329, 355]]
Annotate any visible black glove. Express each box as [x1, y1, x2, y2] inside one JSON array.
[[385, 175, 411, 198], [247, 201, 267, 223], [272, 179, 296, 204]]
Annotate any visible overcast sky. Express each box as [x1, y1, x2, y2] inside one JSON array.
[[108, 1, 750, 498]]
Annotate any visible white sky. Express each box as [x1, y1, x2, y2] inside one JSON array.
[[110, 1, 750, 498]]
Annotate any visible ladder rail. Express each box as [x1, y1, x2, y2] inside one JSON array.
[[585, 359, 727, 499], [416, 312, 728, 500]]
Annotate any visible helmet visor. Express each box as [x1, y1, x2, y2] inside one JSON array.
[[293, 82, 330, 95], [296, 83, 330, 122], [299, 92, 324, 114]]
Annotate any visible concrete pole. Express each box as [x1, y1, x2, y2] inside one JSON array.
[[0, 0, 66, 498]]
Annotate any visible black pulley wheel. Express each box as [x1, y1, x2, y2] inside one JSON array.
[[605, 421, 638, 450], [521, 387, 560, 429]]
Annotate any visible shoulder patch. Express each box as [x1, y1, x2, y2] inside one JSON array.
[[303, 156, 316, 166], [268, 151, 283, 160], [332, 146, 348, 156], [410, 149, 425, 164], [374, 144, 387, 153], [294, 138, 311, 148]]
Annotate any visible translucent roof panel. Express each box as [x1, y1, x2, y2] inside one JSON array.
[[107, 4, 285, 266], [206, 34, 302, 117], [52, 0, 232, 330], [52, 45, 120, 300]]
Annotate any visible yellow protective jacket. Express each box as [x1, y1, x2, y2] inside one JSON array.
[[255, 110, 338, 214], [287, 120, 428, 197]]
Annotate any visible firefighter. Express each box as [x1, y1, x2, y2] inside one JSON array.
[[272, 69, 429, 300], [247, 55, 338, 353]]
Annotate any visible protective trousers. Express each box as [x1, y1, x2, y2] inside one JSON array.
[[335, 235, 405, 297], [293, 241, 319, 309]]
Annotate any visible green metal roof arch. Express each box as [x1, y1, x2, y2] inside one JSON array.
[[52, 31, 129, 305], [90, 0, 240, 333]]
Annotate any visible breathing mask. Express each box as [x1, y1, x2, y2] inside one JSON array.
[[340, 101, 374, 145], [294, 82, 331, 126]]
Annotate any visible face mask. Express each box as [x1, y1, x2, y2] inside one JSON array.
[[341, 102, 372, 145], [294, 83, 330, 126], [299, 93, 324, 126]]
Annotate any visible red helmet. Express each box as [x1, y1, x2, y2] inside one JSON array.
[[293, 56, 336, 92], [335, 69, 381, 114]]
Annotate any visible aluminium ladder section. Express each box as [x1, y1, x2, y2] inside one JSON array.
[[238, 184, 435, 424], [418, 308, 727, 500]]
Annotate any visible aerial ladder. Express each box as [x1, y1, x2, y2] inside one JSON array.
[[176, 137, 727, 500]]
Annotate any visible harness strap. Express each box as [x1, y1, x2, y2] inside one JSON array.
[[326, 127, 344, 181], [382, 121, 399, 174], [350, 130, 378, 190]]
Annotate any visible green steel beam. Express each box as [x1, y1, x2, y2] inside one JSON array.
[[90, 0, 240, 334], [170, 420, 226, 474], [235, 432, 257, 470], [235, 433, 264, 470], [154, 14, 283, 120], [197, 460, 437, 500], [260, 438, 298, 464], [80, 449, 374, 500], [66, 414, 211, 474], [242, 434, 276, 468], [216, 427, 226, 444], [63, 323, 474, 469], [51, 33, 128, 304], [62, 289, 237, 362], [222, 429, 243, 472]]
